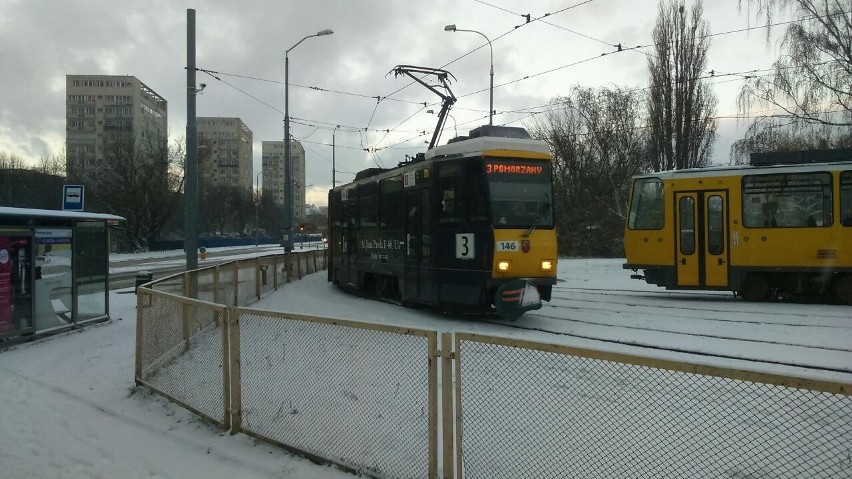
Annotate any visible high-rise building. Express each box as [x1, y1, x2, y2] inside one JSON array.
[[197, 117, 253, 191], [65, 75, 168, 176], [261, 140, 306, 222]]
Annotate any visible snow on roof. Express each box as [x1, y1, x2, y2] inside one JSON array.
[[0, 206, 125, 222]]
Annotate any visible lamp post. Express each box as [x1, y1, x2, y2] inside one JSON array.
[[254, 170, 263, 246], [444, 24, 494, 126], [284, 28, 333, 252], [332, 124, 340, 189], [427, 109, 458, 138]]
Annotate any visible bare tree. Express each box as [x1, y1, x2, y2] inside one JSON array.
[[730, 116, 852, 164], [36, 151, 66, 176], [69, 137, 185, 250], [532, 86, 648, 256], [733, 1, 851, 162], [738, 0, 851, 127], [647, 0, 718, 171], [0, 152, 26, 170]]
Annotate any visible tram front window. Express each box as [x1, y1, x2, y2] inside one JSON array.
[[486, 160, 553, 228]]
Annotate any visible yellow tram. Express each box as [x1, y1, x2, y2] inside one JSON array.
[[623, 151, 852, 303]]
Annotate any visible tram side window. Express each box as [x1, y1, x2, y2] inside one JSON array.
[[359, 183, 379, 227], [380, 175, 403, 229], [742, 172, 832, 228], [841, 171, 852, 227], [468, 162, 489, 223], [679, 196, 695, 255], [438, 163, 463, 225], [627, 178, 664, 230]]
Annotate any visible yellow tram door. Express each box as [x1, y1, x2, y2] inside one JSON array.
[[675, 192, 700, 286], [675, 191, 729, 288], [703, 191, 729, 288]]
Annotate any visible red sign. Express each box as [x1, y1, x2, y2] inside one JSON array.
[[486, 163, 544, 175]]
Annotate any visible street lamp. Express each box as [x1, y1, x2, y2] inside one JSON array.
[[426, 109, 458, 138], [444, 24, 494, 126], [332, 124, 340, 189], [284, 28, 333, 252], [254, 170, 263, 246]]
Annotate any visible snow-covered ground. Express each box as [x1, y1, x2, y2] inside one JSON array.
[[1, 255, 849, 478]]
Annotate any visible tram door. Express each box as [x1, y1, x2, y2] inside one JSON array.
[[675, 191, 729, 288], [404, 189, 431, 302], [343, 203, 357, 287]]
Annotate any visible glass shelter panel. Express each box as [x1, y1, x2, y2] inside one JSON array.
[[34, 228, 73, 331], [73, 221, 107, 321], [0, 229, 34, 337]]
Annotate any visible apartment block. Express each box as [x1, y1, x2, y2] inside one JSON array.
[[65, 75, 168, 176], [261, 140, 306, 222], [197, 117, 253, 191]]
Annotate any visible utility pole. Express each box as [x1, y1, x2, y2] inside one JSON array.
[[185, 9, 198, 272]]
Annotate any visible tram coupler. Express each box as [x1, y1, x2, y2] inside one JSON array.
[[494, 280, 542, 321]]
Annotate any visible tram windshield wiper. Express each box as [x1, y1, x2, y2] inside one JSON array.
[[522, 195, 551, 237]]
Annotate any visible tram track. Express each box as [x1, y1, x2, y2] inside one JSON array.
[[477, 316, 852, 375], [550, 287, 851, 322]]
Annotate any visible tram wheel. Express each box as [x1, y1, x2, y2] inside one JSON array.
[[832, 274, 852, 305], [739, 274, 770, 302]]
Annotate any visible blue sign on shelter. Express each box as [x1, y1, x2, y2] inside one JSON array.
[[62, 185, 84, 211]]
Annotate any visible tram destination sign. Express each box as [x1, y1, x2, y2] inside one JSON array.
[[486, 162, 544, 175]]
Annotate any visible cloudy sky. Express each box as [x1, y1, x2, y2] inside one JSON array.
[[0, 0, 789, 205]]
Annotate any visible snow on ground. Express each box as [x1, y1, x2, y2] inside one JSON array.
[[1, 255, 849, 478]]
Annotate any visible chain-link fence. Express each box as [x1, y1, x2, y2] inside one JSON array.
[[232, 309, 438, 479], [135, 289, 229, 426], [453, 333, 852, 479], [136, 249, 850, 479]]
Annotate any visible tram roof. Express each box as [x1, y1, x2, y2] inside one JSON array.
[[425, 136, 551, 160], [0, 206, 125, 223], [635, 159, 852, 180]]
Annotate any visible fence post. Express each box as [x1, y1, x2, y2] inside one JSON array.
[[182, 272, 190, 352], [441, 332, 455, 479], [233, 261, 239, 306], [428, 333, 439, 479], [313, 250, 318, 273], [228, 306, 242, 434], [255, 256, 261, 300], [287, 255, 294, 283], [273, 254, 279, 290], [214, 265, 221, 326], [454, 334, 464, 479], [135, 291, 144, 382], [221, 305, 231, 431]]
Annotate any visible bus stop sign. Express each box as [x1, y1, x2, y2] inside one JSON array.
[[62, 185, 84, 211]]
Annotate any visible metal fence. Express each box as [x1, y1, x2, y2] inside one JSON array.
[[136, 250, 851, 479], [231, 309, 438, 478], [452, 333, 852, 479]]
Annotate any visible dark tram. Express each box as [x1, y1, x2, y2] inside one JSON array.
[[327, 125, 558, 319]]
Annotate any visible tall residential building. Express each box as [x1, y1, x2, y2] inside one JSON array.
[[66, 75, 168, 176], [197, 117, 253, 191], [261, 140, 306, 223]]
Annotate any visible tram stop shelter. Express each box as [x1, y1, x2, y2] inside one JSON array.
[[0, 207, 124, 342]]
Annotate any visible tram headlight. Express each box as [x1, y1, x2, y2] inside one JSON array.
[[497, 260, 511, 272], [540, 260, 554, 272]]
